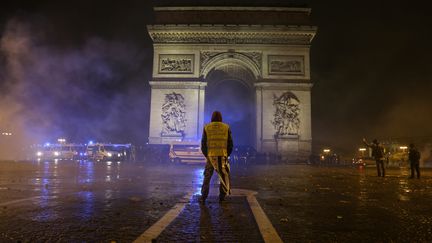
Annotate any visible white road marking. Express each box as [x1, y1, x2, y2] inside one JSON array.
[[0, 195, 58, 207], [3, 188, 281, 242], [133, 192, 193, 243], [134, 189, 282, 243], [232, 189, 283, 243]]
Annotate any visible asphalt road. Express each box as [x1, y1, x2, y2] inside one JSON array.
[[0, 160, 431, 242]]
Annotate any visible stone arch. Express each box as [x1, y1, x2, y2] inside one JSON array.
[[147, 6, 315, 159], [205, 63, 256, 89], [204, 60, 257, 146], [201, 52, 261, 80]]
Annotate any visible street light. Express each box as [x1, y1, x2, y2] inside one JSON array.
[[323, 149, 331, 153]]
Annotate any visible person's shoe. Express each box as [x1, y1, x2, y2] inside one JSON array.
[[219, 195, 226, 203]]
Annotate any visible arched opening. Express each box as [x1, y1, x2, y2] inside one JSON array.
[[204, 67, 255, 147]]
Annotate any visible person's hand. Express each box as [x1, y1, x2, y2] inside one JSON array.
[[362, 138, 367, 142]]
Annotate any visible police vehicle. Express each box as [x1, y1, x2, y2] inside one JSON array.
[[35, 143, 86, 161], [86, 143, 134, 161]]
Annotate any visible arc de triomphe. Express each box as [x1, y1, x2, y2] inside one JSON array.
[[147, 6, 316, 160]]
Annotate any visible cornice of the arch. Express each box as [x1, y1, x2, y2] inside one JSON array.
[[200, 52, 262, 79], [147, 25, 317, 44]]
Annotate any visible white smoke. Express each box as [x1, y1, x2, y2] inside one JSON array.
[[0, 17, 149, 160]]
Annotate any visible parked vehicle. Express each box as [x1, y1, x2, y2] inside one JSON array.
[[86, 143, 134, 161], [35, 143, 86, 161], [169, 143, 206, 164]]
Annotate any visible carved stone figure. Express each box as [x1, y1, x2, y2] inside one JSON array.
[[271, 92, 300, 136], [242, 52, 262, 70], [160, 58, 192, 72], [200, 51, 221, 71], [268, 55, 304, 75], [270, 60, 301, 73], [161, 93, 187, 136]]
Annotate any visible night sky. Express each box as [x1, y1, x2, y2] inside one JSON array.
[[1, 0, 431, 157]]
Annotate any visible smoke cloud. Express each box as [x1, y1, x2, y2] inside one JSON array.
[[0, 17, 150, 160]]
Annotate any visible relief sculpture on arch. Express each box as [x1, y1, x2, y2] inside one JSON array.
[[161, 92, 187, 137], [271, 91, 300, 137]]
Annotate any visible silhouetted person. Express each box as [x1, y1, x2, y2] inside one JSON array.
[[200, 111, 233, 203], [408, 143, 421, 179], [363, 138, 385, 177]]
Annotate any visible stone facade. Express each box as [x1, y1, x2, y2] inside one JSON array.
[[147, 7, 316, 160]]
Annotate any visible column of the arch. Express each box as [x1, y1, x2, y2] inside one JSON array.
[[148, 82, 161, 144], [255, 85, 263, 152], [197, 84, 206, 140], [299, 88, 312, 157]]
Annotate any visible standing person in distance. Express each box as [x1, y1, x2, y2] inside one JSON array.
[[363, 138, 386, 177], [408, 143, 421, 179]]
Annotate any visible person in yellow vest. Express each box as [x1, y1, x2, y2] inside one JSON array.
[[200, 111, 234, 204]]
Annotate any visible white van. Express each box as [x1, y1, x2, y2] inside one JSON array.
[[35, 143, 85, 161], [86, 143, 132, 161], [169, 143, 206, 164]]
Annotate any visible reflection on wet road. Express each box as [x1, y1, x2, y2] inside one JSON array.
[[0, 160, 195, 242], [0, 161, 431, 242]]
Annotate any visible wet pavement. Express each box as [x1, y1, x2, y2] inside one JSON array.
[[0, 160, 432, 242], [157, 196, 264, 242]]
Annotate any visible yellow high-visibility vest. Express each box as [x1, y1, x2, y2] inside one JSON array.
[[204, 122, 230, 157]]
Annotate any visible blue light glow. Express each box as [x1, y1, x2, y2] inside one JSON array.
[[193, 168, 204, 196]]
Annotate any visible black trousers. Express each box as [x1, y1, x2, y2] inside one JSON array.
[[410, 161, 420, 178], [376, 159, 385, 177], [201, 156, 230, 199]]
